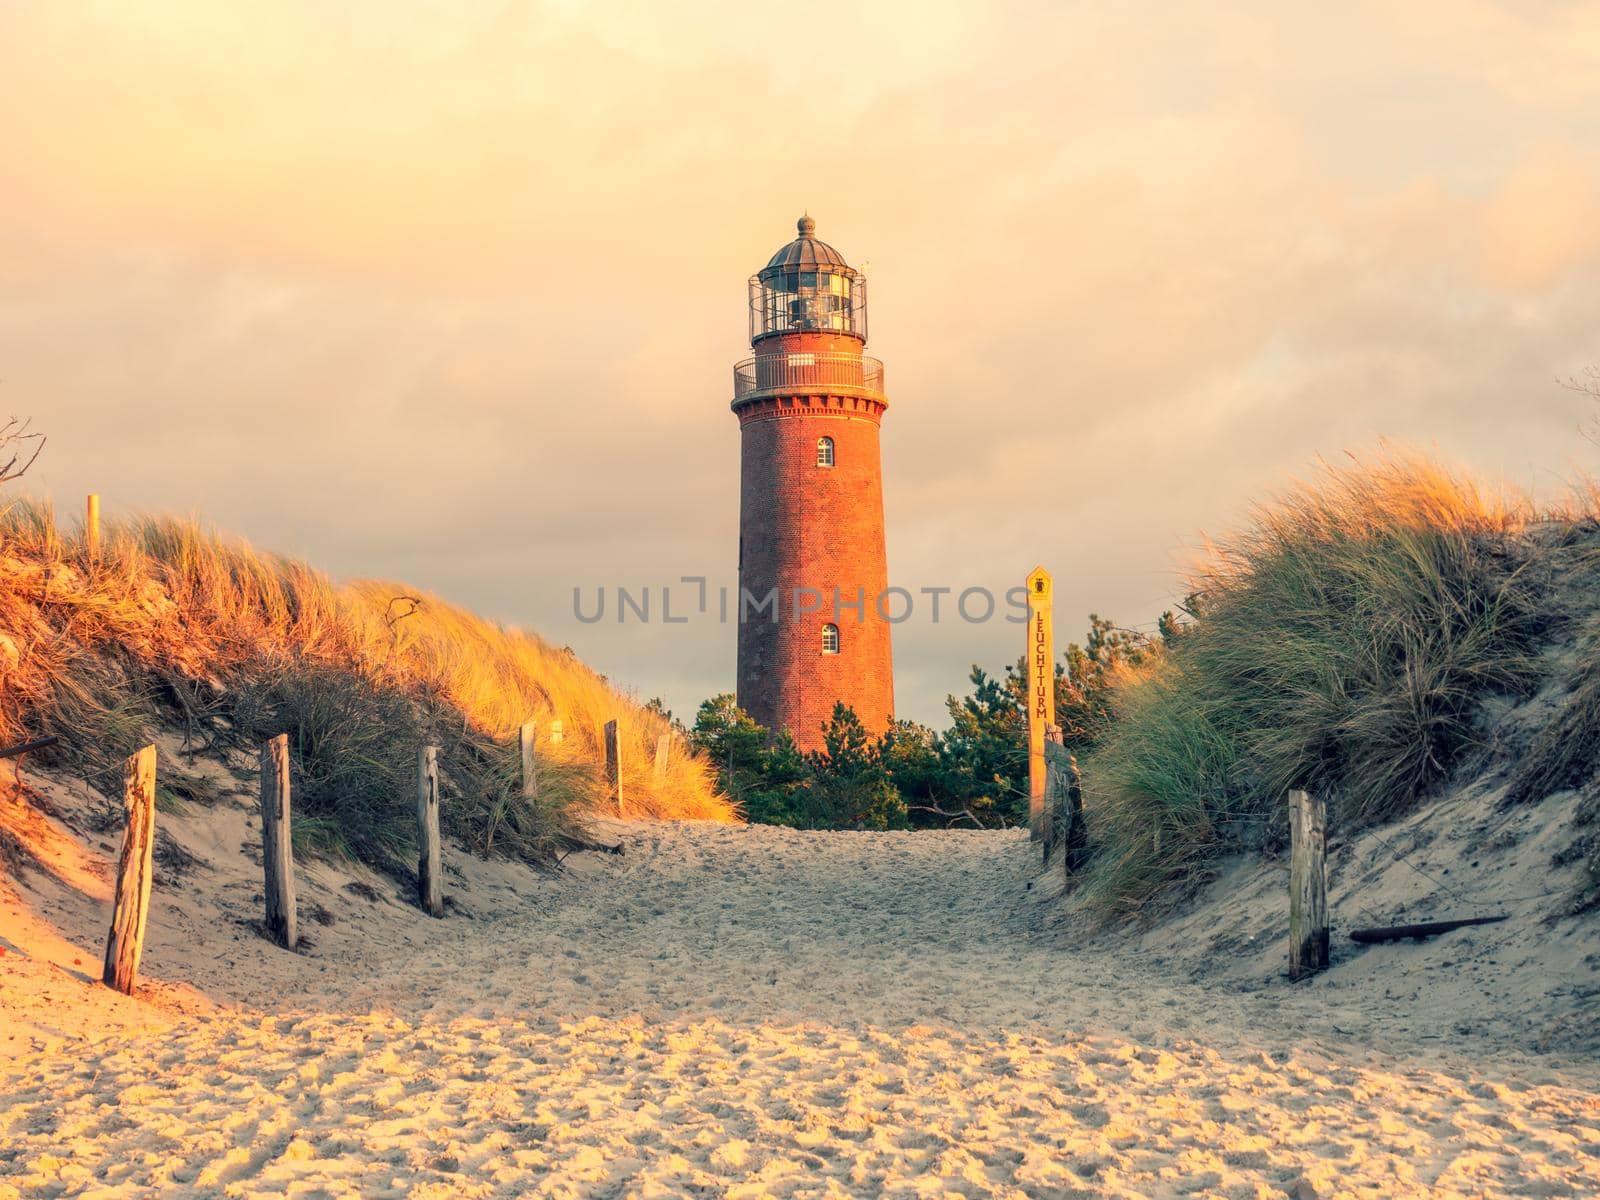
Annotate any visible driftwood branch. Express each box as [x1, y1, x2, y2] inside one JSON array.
[[907, 802, 985, 829], [0, 735, 60, 761], [1349, 915, 1509, 944], [554, 834, 624, 864]]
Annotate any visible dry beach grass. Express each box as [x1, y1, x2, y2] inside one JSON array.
[[1079, 455, 1600, 917], [0, 498, 732, 872]]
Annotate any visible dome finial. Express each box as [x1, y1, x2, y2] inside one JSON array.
[[797, 213, 816, 237]]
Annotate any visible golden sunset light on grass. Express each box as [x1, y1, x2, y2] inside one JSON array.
[[3, 3, 1599, 1198]]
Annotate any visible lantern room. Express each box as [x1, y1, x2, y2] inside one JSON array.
[[748, 216, 869, 344]]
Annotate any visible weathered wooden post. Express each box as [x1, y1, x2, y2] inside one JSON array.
[[259, 734, 297, 949], [416, 745, 443, 918], [518, 721, 538, 799], [1043, 729, 1089, 876], [1289, 788, 1329, 980], [85, 493, 101, 561], [603, 719, 622, 811], [653, 734, 670, 783], [1025, 565, 1055, 840], [1062, 749, 1086, 881], [103, 745, 156, 994], [1039, 724, 1062, 855]]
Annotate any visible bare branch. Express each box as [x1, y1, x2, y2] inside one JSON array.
[[0, 417, 45, 485], [385, 595, 423, 630], [1560, 368, 1600, 447], [1561, 365, 1600, 399]]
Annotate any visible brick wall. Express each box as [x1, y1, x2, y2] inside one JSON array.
[[734, 333, 894, 751]]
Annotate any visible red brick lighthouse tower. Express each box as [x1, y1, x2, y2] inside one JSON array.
[[732, 216, 894, 750]]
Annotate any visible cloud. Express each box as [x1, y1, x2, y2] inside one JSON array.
[[2, 1, 1599, 725], [1479, 143, 1600, 289]]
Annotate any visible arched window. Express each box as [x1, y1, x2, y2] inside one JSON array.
[[821, 623, 841, 655], [816, 436, 835, 468]]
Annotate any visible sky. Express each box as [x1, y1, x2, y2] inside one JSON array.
[[3, 1, 1599, 727]]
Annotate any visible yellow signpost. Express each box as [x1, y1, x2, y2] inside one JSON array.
[[1025, 565, 1054, 837]]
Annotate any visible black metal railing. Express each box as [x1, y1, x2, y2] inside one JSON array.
[[733, 352, 885, 402]]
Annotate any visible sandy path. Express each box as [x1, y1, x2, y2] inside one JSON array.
[[2, 822, 1597, 1198]]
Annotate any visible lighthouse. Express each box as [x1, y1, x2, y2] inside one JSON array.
[[732, 216, 894, 750]]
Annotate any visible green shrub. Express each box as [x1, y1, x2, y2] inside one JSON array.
[[689, 698, 907, 830]]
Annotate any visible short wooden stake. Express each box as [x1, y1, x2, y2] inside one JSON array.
[[652, 734, 670, 782], [259, 734, 297, 950], [102, 745, 156, 994], [1042, 732, 1087, 878], [603, 719, 622, 811], [1041, 727, 1064, 860], [1062, 750, 1086, 880], [85, 493, 101, 560], [416, 745, 443, 918], [1289, 788, 1329, 980], [549, 719, 564, 745], [519, 721, 538, 800]]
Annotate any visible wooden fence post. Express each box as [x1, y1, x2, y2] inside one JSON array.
[[1039, 725, 1062, 856], [519, 721, 538, 799], [653, 734, 670, 783], [102, 745, 156, 994], [1062, 750, 1086, 881], [416, 745, 443, 918], [1289, 788, 1329, 980], [1042, 733, 1089, 881], [259, 734, 297, 949], [85, 493, 101, 561], [1046, 740, 1087, 864], [603, 719, 622, 811]]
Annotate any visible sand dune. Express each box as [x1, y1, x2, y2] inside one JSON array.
[[2, 810, 1598, 1198]]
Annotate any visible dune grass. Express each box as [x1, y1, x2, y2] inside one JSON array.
[[0, 498, 733, 873], [1078, 454, 1593, 916]]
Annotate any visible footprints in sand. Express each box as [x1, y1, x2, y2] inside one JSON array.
[[1, 822, 1597, 1197]]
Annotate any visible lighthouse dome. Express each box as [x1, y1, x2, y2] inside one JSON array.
[[763, 215, 854, 275], [748, 215, 868, 343]]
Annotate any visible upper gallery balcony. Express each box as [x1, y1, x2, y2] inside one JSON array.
[[732, 351, 885, 406]]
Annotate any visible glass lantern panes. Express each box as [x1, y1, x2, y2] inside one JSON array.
[[750, 268, 868, 342]]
